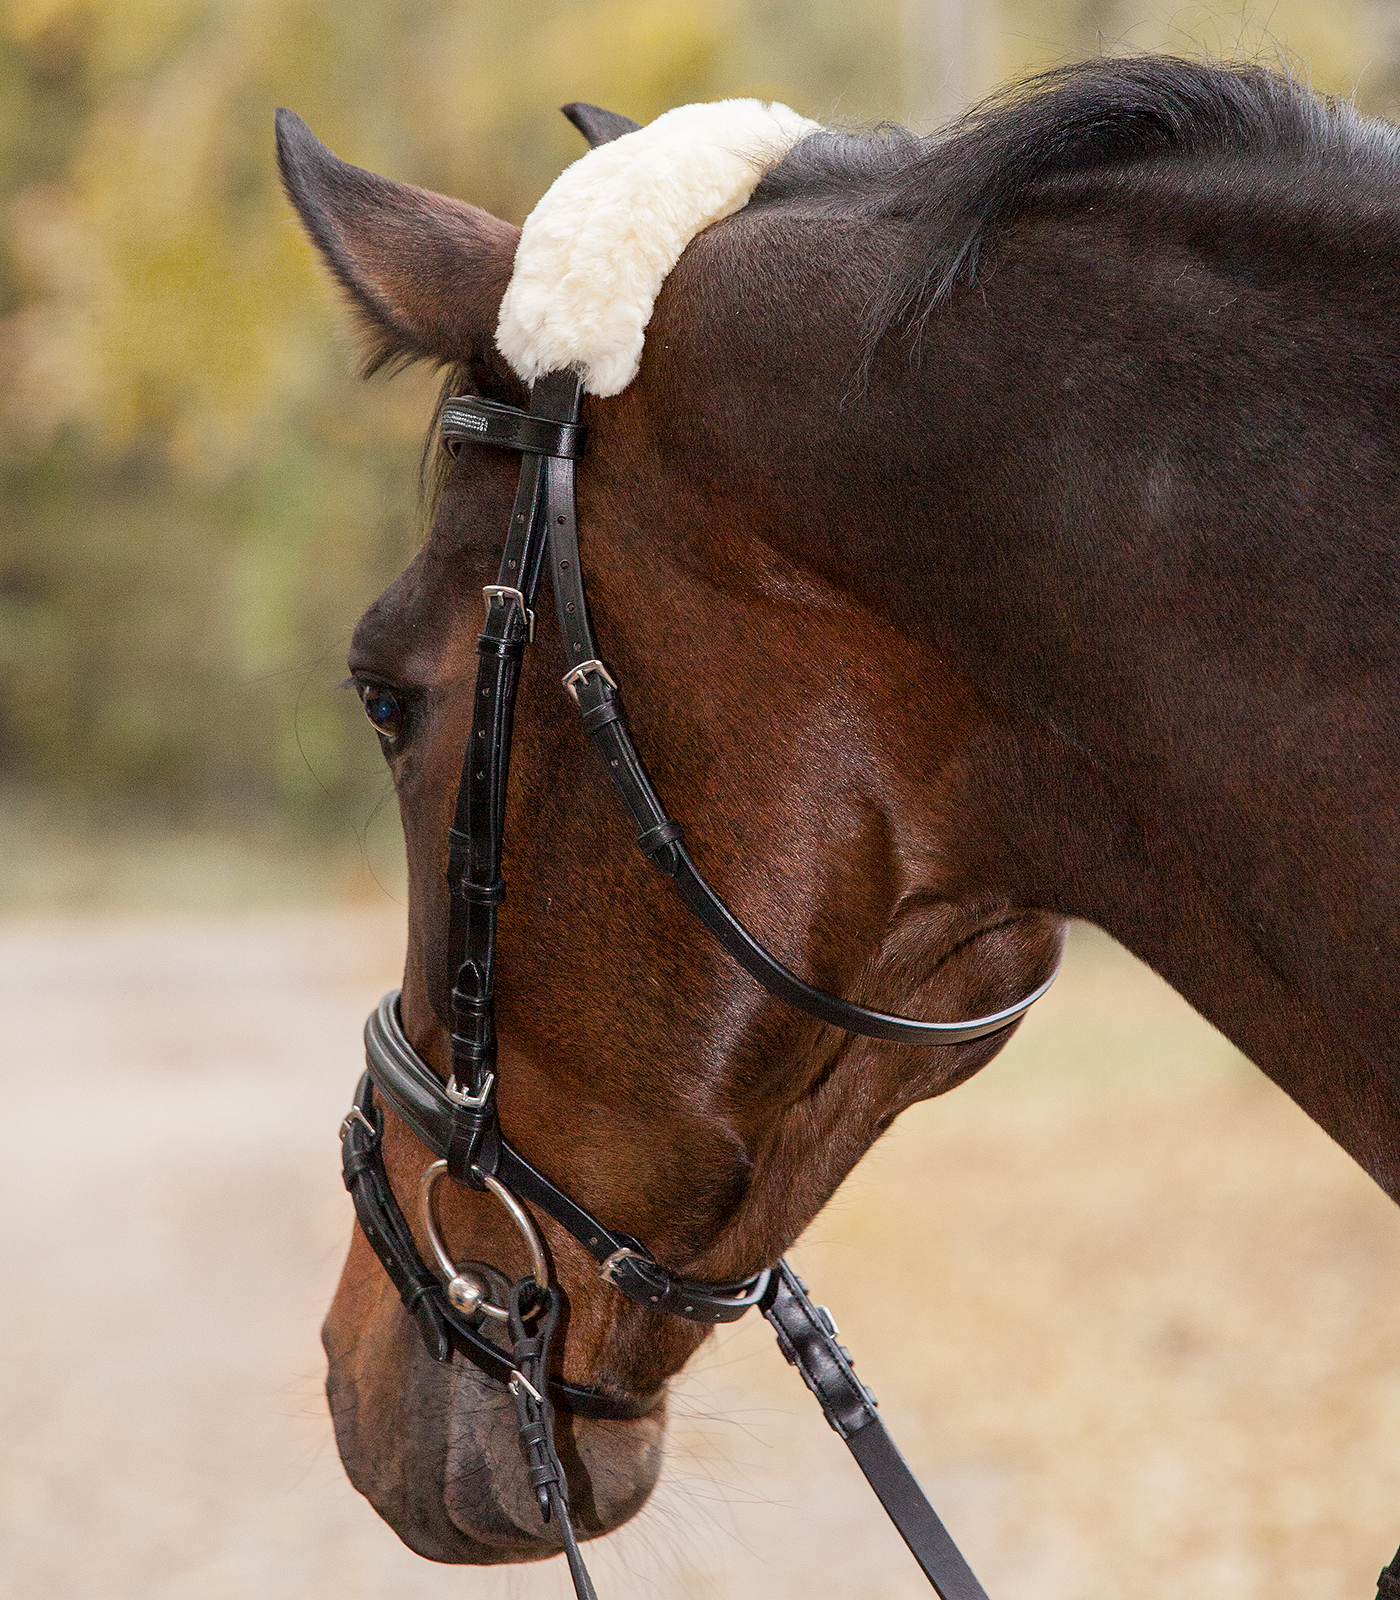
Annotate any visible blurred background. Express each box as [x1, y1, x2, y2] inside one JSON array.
[[5, 3, 1400, 1598], [5, 0, 1400, 899]]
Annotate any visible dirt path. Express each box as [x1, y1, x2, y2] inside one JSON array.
[[4, 910, 1399, 1599]]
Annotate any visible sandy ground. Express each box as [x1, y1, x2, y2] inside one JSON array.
[[4, 909, 1400, 1600]]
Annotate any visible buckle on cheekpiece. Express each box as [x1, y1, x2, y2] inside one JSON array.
[[444, 1072, 495, 1109], [562, 658, 617, 702], [339, 1105, 376, 1142], [483, 585, 536, 641]]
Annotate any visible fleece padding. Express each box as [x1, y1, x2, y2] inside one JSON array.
[[496, 99, 819, 397]]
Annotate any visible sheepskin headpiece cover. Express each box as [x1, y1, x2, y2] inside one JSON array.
[[495, 99, 820, 397]]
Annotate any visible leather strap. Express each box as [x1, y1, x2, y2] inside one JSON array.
[[441, 394, 587, 458], [338, 367, 1061, 1597], [763, 1261, 990, 1600], [444, 374, 584, 1185], [340, 1070, 661, 1421], [340, 1071, 658, 1419], [508, 1282, 601, 1600], [537, 375, 1058, 1043], [345, 1045, 990, 1594], [365, 992, 770, 1324], [359, 993, 991, 1593]]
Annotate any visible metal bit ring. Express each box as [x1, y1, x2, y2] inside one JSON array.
[[419, 1159, 550, 1319]]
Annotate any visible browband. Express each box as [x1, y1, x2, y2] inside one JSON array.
[[440, 395, 586, 459]]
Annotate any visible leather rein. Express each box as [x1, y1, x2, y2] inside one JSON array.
[[340, 367, 1057, 1600]]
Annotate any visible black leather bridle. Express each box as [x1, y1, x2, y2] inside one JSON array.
[[340, 367, 1058, 1600]]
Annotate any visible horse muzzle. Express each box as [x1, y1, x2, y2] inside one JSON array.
[[322, 1252, 665, 1564]]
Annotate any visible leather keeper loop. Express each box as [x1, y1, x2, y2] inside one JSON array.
[[636, 820, 683, 859], [457, 877, 506, 906], [341, 1144, 382, 1186], [450, 1037, 494, 1069], [452, 974, 492, 1012], [447, 1103, 496, 1138], [465, 1121, 501, 1186], [526, 1461, 558, 1492], [581, 700, 623, 735], [454, 998, 492, 1036], [475, 634, 526, 661], [450, 988, 494, 1056], [445, 1106, 496, 1188]]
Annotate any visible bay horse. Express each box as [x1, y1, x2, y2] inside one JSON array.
[[277, 55, 1400, 1595]]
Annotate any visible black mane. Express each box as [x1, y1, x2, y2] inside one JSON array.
[[755, 56, 1400, 337]]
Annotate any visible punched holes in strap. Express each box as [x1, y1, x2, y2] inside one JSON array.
[[441, 396, 586, 459]]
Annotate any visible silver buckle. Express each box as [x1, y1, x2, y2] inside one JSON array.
[[483, 585, 535, 642], [508, 1369, 544, 1404], [339, 1106, 375, 1142], [444, 1071, 495, 1109], [562, 659, 617, 703], [598, 1246, 648, 1285]]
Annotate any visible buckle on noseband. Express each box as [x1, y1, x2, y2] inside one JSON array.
[[339, 1105, 375, 1142], [562, 658, 617, 702], [598, 1245, 649, 1288], [483, 585, 535, 642]]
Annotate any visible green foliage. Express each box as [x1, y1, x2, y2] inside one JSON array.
[[0, 0, 903, 839]]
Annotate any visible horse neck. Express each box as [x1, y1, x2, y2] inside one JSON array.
[[749, 189, 1400, 1150]]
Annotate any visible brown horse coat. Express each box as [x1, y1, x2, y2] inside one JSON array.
[[278, 57, 1400, 1565]]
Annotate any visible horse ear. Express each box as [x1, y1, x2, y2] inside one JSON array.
[[560, 102, 641, 147], [275, 109, 521, 382]]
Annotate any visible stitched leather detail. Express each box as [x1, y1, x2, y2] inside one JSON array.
[[441, 395, 586, 458], [363, 993, 770, 1321], [763, 1261, 990, 1600], [340, 1071, 660, 1421], [763, 1261, 878, 1439]]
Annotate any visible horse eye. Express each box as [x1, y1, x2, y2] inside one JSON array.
[[359, 682, 405, 741]]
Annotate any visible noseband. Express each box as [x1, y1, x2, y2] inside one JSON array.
[[340, 368, 1056, 1600]]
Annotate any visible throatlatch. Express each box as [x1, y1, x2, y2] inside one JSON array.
[[341, 368, 1057, 1600]]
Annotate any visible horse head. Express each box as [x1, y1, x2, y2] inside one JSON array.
[[277, 100, 1062, 1567]]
